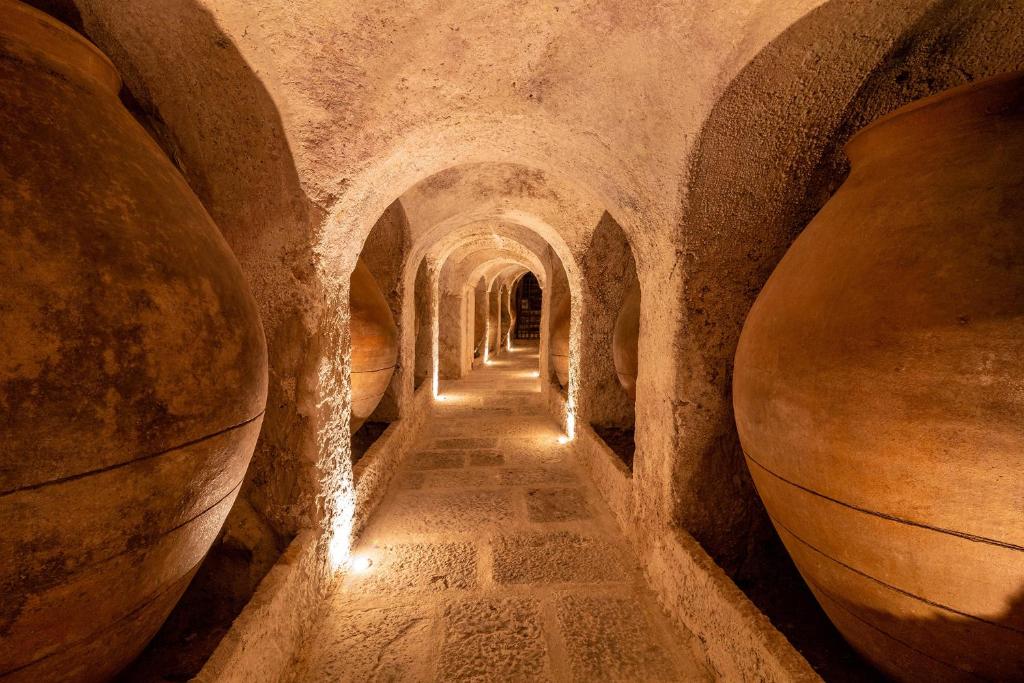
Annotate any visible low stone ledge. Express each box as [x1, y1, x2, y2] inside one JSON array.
[[195, 384, 433, 682], [572, 423, 634, 531], [193, 530, 326, 683], [353, 382, 434, 536], [543, 387, 818, 683], [644, 526, 820, 682]]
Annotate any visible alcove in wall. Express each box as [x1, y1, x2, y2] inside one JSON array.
[[548, 252, 571, 392], [350, 200, 408, 463], [413, 256, 431, 390], [581, 212, 638, 468]]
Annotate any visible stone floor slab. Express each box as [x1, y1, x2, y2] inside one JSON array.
[[432, 437, 499, 449], [438, 597, 550, 682], [467, 450, 505, 466], [344, 542, 477, 595], [289, 345, 709, 682], [499, 467, 577, 487], [492, 531, 630, 585], [407, 450, 465, 469], [525, 488, 591, 522], [292, 602, 434, 683], [373, 489, 520, 536], [555, 594, 696, 682]]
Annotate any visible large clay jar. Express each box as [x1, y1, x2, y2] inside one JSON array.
[[350, 257, 398, 433], [612, 283, 640, 400], [733, 72, 1024, 682], [0, 3, 268, 681], [550, 298, 570, 388]]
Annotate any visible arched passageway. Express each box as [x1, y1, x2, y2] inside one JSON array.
[[4, 1, 1023, 681], [291, 334, 711, 682]]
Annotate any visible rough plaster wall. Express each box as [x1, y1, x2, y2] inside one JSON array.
[[487, 286, 501, 355], [437, 259, 464, 379], [579, 212, 637, 428], [413, 257, 431, 388], [547, 250, 571, 389], [675, 0, 1024, 587], [461, 288, 475, 372], [474, 278, 488, 358], [361, 200, 411, 422], [501, 281, 515, 344]]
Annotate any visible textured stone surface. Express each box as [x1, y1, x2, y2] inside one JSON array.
[[293, 602, 434, 683], [525, 488, 591, 523], [556, 594, 681, 682], [498, 467, 576, 487], [432, 438, 499, 450], [493, 531, 630, 585], [289, 347, 711, 682], [344, 542, 477, 595], [438, 598, 549, 682], [370, 489, 519, 537], [467, 450, 505, 466], [417, 467, 501, 489], [408, 451, 466, 470]]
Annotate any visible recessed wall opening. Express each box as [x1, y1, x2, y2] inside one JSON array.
[[350, 200, 407, 464], [548, 253, 571, 396], [413, 255, 431, 390], [582, 212, 638, 469]]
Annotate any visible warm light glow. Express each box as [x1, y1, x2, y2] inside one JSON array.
[[557, 435, 569, 444], [437, 394, 447, 401], [351, 554, 373, 573], [327, 493, 356, 571], [565, 294, 579, 441], [483, 314, 490, 363]]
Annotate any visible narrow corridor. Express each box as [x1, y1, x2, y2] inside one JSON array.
[[290, 343, 711, 682]]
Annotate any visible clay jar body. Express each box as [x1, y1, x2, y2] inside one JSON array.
[[733, 72, 1024, 682], [350, 258, 398, 433], [0, 2, 268, 681], [550, 298, 570, 388], [612, 283, 640, 401]]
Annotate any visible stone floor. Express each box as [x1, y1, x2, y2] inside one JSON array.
[[289, 343, 711, 682]]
